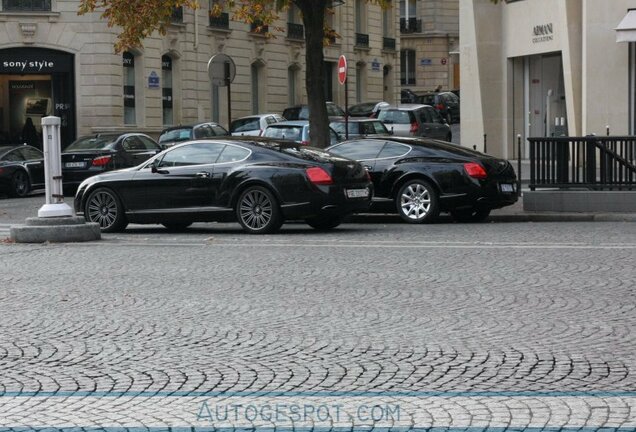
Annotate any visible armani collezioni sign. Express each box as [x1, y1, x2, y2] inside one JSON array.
[[533, 23, 554, 43]]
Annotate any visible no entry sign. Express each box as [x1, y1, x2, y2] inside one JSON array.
[[338, 55, 347, 85]]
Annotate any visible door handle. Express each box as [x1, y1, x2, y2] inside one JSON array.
[[195, 172, 211, 178]]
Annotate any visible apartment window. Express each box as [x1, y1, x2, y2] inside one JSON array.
[[161, 55, 173, 126], [399, 0, 416, 19], [288, 66, 299, 106], [355, 0, 366, 33], [383, 1, 392, 37], [251, 62, 264, 114], [123, 51, 136, 125], [2, 0, 50, 11], [400, 49, 416, 85]]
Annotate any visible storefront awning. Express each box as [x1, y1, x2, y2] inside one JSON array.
[[616, 9, 636, 42]]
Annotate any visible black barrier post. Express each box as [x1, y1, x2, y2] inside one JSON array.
[[517, 134, 522, 196]]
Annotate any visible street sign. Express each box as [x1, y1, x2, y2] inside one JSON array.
[[207, 53, 236, 87], [338, 55, 347, 85], [148, 71, 160, 88]]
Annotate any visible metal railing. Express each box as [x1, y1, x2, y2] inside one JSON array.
[[250, 20, 268, 33], [528, 136, 636, 190], [209, 12, 229, 29], [355, 32, 369, 48], [287, 22, 304, 40], [2, 0, 50, 11], [399, 17, 421, 33], [170, 6, 183, 23], [383, 37, 396, 50]]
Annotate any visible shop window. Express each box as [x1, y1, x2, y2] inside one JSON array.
[[2, 0, 51, 11], [400, 49, 416, 85], [123, 51, 136, 125], [162, 55, 173, 126]]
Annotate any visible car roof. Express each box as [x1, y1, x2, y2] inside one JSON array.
[[234, 114, 281, 120], [266, 120, 309, 127], [381, 104, 430, 110], [330, 118, 382, 123], [160, 122, 222, 132], [339, 136, 479, 155]]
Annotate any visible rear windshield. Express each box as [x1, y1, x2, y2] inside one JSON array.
[[262, 126, 304, 141], [378, 110, 413, 125], [230, 118, 260, 133], [348, 103, 375, 116], [159, 128, 192, 144], [66, 135, 118, 151], [418, 95, 436, 105], [281, 146, 342, 164]]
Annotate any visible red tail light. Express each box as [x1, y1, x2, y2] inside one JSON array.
[[409, 122, 418, 134], [300, 140, 310, 146], [464, 162, 487, 180], [306, 167, 333, 185], [92, 155, 112, 167], [436, 103, 444, 111]]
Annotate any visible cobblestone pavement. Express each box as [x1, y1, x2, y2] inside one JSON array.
[[0, 197, 636, 430]]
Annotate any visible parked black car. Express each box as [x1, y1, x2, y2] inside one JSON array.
[[417, 91, 460, 124], [0, 145, 44, 197], [158, 122, 229, 149], [327, 137, 518, 223], [62, 133, 161, 192], [75, 139, 373, 234]]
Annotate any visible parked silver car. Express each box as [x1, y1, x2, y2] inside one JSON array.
[[377, 104, 452, 141], [261, 121, 341, 146]]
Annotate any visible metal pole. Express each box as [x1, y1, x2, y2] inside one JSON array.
[[606, 125, 610, 136], [344, 79, 349, 140], [225, 62, 232, 130], [38, 116, 72, 218], [517, 134, 522, 197], [483, 134, 487, 154]]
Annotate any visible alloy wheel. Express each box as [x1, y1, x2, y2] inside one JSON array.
[[12, 171, 29, 197], [239, 189, 274, 230], [400, 183, 431, 220], [87, 190, 119, 230]]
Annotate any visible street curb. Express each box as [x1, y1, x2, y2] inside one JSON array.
[[346, 213, 636, 224]]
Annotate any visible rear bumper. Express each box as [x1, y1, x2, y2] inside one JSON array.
[[439, 180, 519, 211], [281, 184, 373, 220]]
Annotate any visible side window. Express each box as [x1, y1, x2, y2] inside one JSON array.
[[373, 121, 388, 134], [19, 147, 43, 160], [378, 142, 410, 159], [157, 143, 223, 167], [420, 108, 434, 124], [122, 136, 146, 151], [428, 107, 442, 123], [212, 125, 228, 136], [4, 150, 25, 162], [328, 141, 384, 160], [216, 145, 251, 163], [330, 129, 339, 145], [138, 136, 160, 150], [362, 122, 376, 135], [193, 125, 213, 139]]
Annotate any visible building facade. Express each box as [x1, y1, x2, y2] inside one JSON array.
[[399, 0, 459, 93], [0, 0, 400, 148], [461, 0, 636, 158]]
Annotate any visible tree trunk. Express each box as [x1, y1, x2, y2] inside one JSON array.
[[296, 0, 329, 148]]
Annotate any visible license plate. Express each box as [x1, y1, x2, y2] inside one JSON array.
[[346, 188, 369, 198], [500, 183, 514, 193], [65, 162, 85, 168]]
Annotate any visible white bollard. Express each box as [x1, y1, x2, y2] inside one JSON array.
[[38, 116, 72, 218]]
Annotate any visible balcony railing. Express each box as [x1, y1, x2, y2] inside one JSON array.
[[355, 33, 369, 48], [400, 17, 422, 33], [383, 37, 396, 50], [250, 20, 268, 34], [170, 6, 183, 23], [2, 0, 50, 11], [209, 12, 229, 29], [287, 22, 304, 40]]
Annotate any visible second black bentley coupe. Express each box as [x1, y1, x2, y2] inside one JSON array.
[[75, 139, 373, 234]]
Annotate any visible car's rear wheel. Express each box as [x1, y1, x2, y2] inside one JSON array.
[[10, 170, 30, 198], [306, 215, 342, 231], [85, 188, 128, 233], [236, 186, 282, 234], [451, 207, 491, 223], [162, 222, 193, 231], [396, 179, 439, 224]]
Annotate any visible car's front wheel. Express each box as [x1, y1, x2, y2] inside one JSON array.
[[396, 179, 439, 224], [236, 186, 283, 234], [85, 188, 128, 232], [450, 207, 491, 223], [306, 215, 342, 231], [10, 170, 30, 198]]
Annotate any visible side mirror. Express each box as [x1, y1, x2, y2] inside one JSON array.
[[150, 162, 158, 173]]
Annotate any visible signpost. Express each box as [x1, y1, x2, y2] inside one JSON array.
[[338, 55, 349, 140], [207, 53, 236, 130]]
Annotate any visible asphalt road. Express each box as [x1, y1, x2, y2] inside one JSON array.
[[1, 195, 635, 430]]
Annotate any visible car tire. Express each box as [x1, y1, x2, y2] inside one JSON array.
[[162, 222, 193, 231], [395, 179, 440, 224], [451, 207, 491, 223], [305, 215, 342, 231], [84, 187, 128, 233], [9, 170, 30, 198], [236, 186, 283, 234]]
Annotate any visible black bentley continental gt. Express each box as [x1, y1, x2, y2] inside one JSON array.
[[74, 139, 372, 234], [327, 137, 518, 223], [0, 145, 44, 197]]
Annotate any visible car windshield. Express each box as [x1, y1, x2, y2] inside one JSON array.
[[65, 135, 118, 151], [231, 118, 260, 133], [348, 103, 376, 115], [263, 126, 304, 141], [159, 128, 192, 143], [378, 110, 412, 125]]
